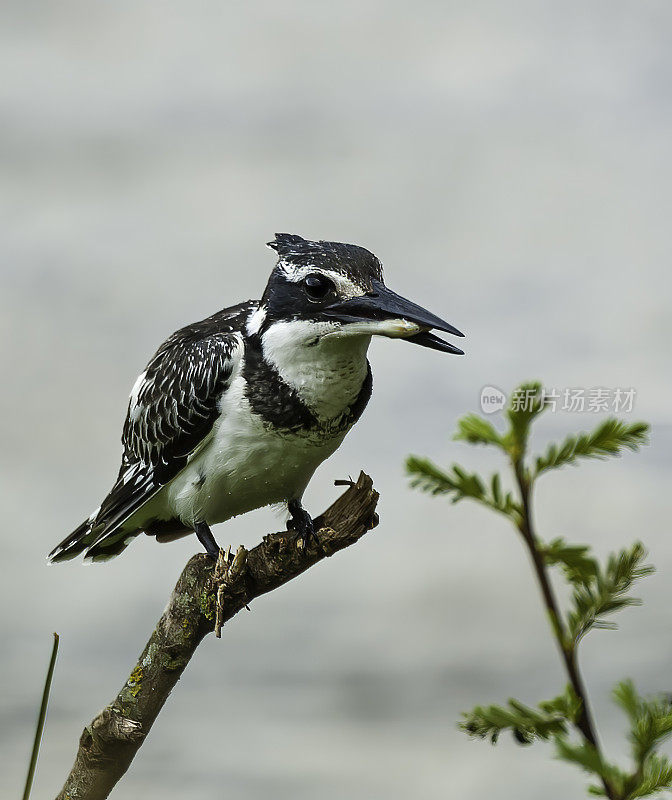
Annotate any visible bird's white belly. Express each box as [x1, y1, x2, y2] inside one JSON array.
[[164, 376, 346, 526]]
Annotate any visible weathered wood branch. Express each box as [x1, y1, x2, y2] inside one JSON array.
[[56, 472, 379, 800]]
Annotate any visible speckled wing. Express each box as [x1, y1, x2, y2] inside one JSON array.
[[48, 302, 252, 562], [122, 331, 239, 485]]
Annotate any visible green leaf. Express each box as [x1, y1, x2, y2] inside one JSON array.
[[555, 739, 626, 796], [452, 465, 485, 499], [613, 680, 672, 768], [535, 419, 650, 477], [556, 738, 607, 774], [539, 684, 583, 723], [491, 473, 502, 506], [405, 458, 487, 504], [613, 679, 642, 721], [405, 457, 461, 497], [540, 538, 599, 584], [454, 414, 505, 448], [566, 543, 654, 645], [588, 752, 672, 798], [628, 753, 672, 798], [461, 688, 580, 745], [406, 457, 522, 521], [503, 381, 547, 457]]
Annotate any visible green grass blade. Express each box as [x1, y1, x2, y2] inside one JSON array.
[[22, 632, 59, 800]]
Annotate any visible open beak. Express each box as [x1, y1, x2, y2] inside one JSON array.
[[323, 280, 465, 355]]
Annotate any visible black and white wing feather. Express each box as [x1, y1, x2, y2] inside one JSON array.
[[49, 302, 253, 562]]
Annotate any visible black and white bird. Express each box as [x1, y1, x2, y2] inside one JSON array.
[[49, 234, 464, 564]]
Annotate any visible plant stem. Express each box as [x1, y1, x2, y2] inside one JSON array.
[[23, 632, 59, 800], [513, 460, 616, 800]]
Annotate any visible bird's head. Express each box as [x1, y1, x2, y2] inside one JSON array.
[[247, 233, 464, 355]]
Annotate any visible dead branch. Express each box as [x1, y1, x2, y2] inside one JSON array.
[[55, 472, 379, 800]]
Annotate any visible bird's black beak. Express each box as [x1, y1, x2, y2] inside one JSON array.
[[323, 280, 465, 355]]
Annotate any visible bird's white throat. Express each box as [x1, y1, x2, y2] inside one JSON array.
[[260, 319, 371, 420]]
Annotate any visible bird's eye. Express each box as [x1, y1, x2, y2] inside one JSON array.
[[302, 274, 331, 301]]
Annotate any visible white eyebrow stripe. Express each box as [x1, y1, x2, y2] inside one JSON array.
[[277, 263, 362, 298]]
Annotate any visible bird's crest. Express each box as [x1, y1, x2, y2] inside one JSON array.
[[266, 233, 384, 286]]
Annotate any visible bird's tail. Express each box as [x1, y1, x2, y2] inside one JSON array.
[[48, 514, 102, 563], [48, 515, 144, 563]]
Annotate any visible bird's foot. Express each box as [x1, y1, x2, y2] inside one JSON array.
[[194, 521, 220, 560], [287, 499, 320, 552]]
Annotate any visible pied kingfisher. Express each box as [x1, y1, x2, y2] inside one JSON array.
[[49, 234, 464, 563]]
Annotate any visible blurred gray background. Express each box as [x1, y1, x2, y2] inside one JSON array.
[[2, 1, 671, 798]]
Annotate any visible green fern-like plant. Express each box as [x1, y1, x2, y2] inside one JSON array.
[[407, 382, 665, 800]]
